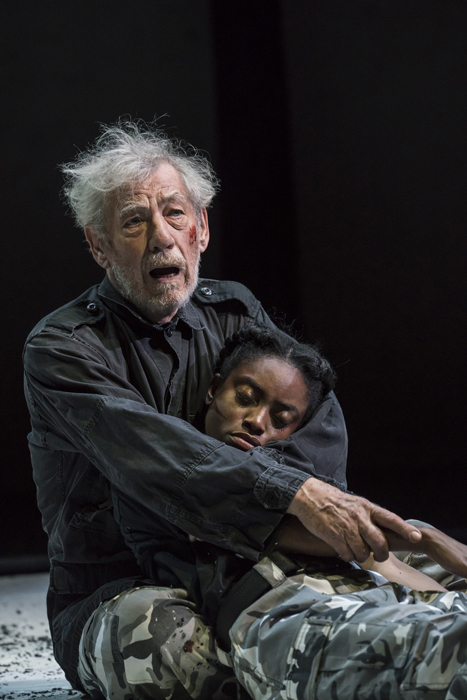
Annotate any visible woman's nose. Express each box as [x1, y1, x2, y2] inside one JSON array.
[[242, 408, 268, 435]]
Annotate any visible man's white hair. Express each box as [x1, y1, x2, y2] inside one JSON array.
[[61, 121, 220, 237]]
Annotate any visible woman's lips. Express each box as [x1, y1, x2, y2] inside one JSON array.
[[228, 432, 262, 451]]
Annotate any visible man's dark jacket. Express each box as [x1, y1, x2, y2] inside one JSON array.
[[23, 276, 348, 688]]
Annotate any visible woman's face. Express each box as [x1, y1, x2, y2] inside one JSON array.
[[204, 356, 309, 451]]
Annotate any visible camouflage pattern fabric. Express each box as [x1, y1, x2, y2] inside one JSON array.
[[230, 557, 467, 699], [77, 585, 241, 699], [76, 521, 467, 699]]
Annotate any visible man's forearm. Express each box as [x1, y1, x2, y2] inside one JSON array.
[[26, 327, 354, 561], [25, 331, 313, 560]]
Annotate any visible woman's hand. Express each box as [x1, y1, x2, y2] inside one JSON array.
[[417, 528, 467, 579], [383, 525, 467, 579]]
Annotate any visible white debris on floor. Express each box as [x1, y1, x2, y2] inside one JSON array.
[[0, 573, 82, 699]]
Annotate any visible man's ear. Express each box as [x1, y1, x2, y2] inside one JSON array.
[[85, 226, 112, 269], [198, 208, 210, 253], [205, 373, 221, 405]]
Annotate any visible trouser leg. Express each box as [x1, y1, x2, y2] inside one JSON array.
[[230, 560, 467, 699], [77, 585, 239, 700]]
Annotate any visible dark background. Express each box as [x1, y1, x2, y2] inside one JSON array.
[[2, 0, 466, 562]]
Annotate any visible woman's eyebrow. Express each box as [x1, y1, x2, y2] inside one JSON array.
[[236, 376, 263, 393], [274, 401, 298, 413], [235, 374, 265, 396], [236, 376, 298, 413]]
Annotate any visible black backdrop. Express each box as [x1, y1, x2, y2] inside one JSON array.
[[2, 0, 467, 560]]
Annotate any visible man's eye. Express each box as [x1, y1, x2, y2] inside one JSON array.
[[125, 216, 144, 227], [167, 209, 184, 217]]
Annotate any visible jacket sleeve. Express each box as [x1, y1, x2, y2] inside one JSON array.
[[252, 306, 348, 490], [24, 327, 311, 561]]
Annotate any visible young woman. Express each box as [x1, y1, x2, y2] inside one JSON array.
[[80, 326, 467, 700], [199, 326, 466, 593]]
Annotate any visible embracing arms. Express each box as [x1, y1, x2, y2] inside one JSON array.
[[24, 311, 420, 563], [287, 477, 422, 563], [278, 512, 467, 590]]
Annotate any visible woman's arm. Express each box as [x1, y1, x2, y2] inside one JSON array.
[[278, 517, 467, 591], [277, 515, 339, 556], [382, 526, 467, 579], [359, 553, 446, 591]]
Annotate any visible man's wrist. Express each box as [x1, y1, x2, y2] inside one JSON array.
[[286, 476, 318, 516]]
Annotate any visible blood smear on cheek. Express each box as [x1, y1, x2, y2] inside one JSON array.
[[189, 225, 197, 244]]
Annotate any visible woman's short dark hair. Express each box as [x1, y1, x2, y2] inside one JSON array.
[[214, 325, 336, 424]]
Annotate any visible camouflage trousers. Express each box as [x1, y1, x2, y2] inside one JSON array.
[[230, 555, 467, 699], [76, 519, 467, 700], [77, 585, 241, 699]]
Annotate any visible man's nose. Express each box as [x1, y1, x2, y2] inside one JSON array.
[[148, 213, 175, 252], [243, 408, 268, 435]]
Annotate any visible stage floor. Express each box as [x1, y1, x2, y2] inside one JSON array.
[[0, 572, 82, 699]]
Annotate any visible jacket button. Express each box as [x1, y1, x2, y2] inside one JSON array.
[[200, 287, 213, 296], [86, 302, 98, 314]]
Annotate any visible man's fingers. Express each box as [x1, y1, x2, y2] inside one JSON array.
[[356, 522, 389, 563], [329, 539, 355, 563], [288, 478, 421, 564], [340, 529, 371, 563], [326, 523, 372, 563], [348, 542, 371, 563], [373, 508, 421, 543]]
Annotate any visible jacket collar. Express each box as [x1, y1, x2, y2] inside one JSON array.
[[97, 275, 205, 331]]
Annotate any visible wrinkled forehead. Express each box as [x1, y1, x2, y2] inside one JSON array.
[[106, 163, 192, 219]]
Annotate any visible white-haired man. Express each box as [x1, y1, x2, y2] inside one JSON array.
[[24, 123, 421, 699]]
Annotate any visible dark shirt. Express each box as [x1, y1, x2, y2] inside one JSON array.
[[23, 275, 348, 686]]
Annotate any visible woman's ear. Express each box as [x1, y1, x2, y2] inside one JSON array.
[[205, 374, 221, 405]]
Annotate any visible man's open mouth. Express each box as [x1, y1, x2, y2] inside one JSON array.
[[149, 266, 180, 280]]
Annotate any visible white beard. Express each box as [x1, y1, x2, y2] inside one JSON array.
[[109, 250, 200, 323]]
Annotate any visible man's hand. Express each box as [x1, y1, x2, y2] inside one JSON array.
[[287, 477, 421, 563]]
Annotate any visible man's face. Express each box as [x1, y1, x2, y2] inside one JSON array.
[[85, 162, 209, 323], [204, 356, 309, 451]]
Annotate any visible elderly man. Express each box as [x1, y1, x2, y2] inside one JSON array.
[[24, 123, 420, 699]]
